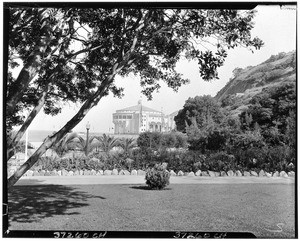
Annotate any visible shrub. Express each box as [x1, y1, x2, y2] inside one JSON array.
[[137, 131, 188, 151], [145, 164, 171, 190], [261, 145, 295, 172], [137, 131, 162, 150], [34, 156, 55, 171], [161, 133, 177, 148], [229, 131, 265, 151], [86, 158, 104, 171], [173, 132, 188, 149], [187, 133, 207, 152], [232, 147, 265, 171], [205, 152, 236, 172], [92, 152, 119, 170], [152, 150, 205, 173], [59, 157, 70, 170], [206, 128, 229, 151]]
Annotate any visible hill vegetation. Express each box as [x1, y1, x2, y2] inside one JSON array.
[[215, 51, 296, 116], [172, 51, 296, 173]]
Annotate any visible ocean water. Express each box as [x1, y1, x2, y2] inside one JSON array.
[[20, 130, 55, 142], [21, 130, 138, 142]]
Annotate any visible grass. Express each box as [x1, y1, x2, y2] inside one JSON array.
[[8, 183, 295, 238]]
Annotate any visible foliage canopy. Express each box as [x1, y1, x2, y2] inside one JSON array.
[[6, 6, 263, 188], [174, 95, 224, 132]]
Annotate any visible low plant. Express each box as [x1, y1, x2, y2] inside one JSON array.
[[145, 163, 171, 190], [205, 152, 236, 171]]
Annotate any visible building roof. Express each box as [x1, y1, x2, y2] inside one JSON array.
[[116, 104, 161, 113]]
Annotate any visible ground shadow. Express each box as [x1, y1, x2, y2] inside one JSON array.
[[7, 182, 106, 225], [130, 185, 172, 191]]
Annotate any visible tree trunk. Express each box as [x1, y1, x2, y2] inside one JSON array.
[[7, 74, 116, 189], [7, 90, 48, 160], [7, 28, 139, 189]]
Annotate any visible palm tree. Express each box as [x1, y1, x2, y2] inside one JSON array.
[[96, 134, 120, 154], [88, 137, 102, 154], [51, 132, 83, 157], [52, 132, 102, 157], [119, 137, 137, 157]]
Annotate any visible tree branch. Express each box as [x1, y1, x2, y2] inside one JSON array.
[[7, 60, 122, 189], [7, 88, 48, 160], [7, 26, 140, 187], [6, 10, 54, 113], [71, 36, 88, 45]]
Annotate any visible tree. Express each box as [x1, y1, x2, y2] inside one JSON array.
[[239, 83, 296, 135], [284, 110, 296, 150], [6, 5, 263, 188], [137, 132, 162, 151], [219, 111, 242, 133], [161, 133, 177, 149], [50, 132, 82, 157], [185, 119, 207, 152], [118, 137, 137, 157], [175, 95, 224, 132], [173, 132, 188, 149], [232, 67, 244, 78], [50, 132, 99, 157], [239, 111, 254, 130], [96, 134, 119, 154]]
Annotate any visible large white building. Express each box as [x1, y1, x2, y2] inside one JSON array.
[[112, 100, 178, 134]]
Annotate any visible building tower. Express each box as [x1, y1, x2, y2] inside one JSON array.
[[112, 100, 177, 134]]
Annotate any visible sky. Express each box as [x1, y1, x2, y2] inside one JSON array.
[[12, 4, 297, 134]]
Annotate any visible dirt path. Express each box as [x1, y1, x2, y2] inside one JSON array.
[[16, 175, 294, 186]]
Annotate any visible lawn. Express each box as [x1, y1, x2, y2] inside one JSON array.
[[8, 182, 295, 238]]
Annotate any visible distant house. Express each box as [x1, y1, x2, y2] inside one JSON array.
[[112, 100, 177, 134]]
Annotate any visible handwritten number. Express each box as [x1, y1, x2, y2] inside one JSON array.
[[174, 232, 181, 238], [214, 233, 227, 238], [265, 223, 285, 233]]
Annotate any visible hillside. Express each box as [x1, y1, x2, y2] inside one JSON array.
[[215, 51, 296, 115]]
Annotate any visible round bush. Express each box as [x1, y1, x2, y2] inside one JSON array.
[[145, 164, 170, 190]]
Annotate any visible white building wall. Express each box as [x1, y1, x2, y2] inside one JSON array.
[[113, 105, 177, 134]]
